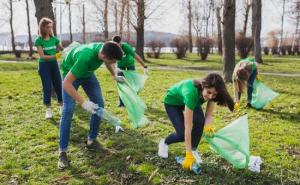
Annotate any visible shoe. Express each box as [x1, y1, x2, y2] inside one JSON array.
[[57, 152, 70, 170], [192, 150, 203, 164], [85, 140, 102, 151], [246, 103, 252, 108], [45, 108, 53, 119], [158, 139, 168, 158]]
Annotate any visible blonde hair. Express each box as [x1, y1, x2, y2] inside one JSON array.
[[38, 17, 54, 38]]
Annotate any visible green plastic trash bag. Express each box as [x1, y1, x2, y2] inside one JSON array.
[[251, 80, 279, 109], [62, 41, 81, 59], [95, 107, 121, 127], [123, 70, 148, 92], [117, 80, 148, 128], [205, 115, 250, 169]]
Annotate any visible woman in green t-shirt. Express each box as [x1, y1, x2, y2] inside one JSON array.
[[112, 35, 148, 107], [158, 73, 234, 171], [34, 17, 63, 119], [232, 58, 260, 109]]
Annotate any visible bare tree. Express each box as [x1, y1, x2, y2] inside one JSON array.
[[216, 5, 222, 55], [188, 0, 193, 53], [252, 0, 262, 63], [25, 0, 33, 58], [278, 0, 286, 54], [66, 2, 72, 42], [33, 0, 56, 35], [126, 0, 131, 41], [242, 0, 252, 35], [8, 0, 17, 57], [114, 1, 118, 34], [222, 0, 236, 82], [119, 0, 127, 37], [82, 3, 86, 43]]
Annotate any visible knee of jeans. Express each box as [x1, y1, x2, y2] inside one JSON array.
[[63, 103, 75, 113], [177, 133, 185, 141]]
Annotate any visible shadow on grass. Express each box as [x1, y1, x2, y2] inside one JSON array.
[[258, 109, 300, 124]]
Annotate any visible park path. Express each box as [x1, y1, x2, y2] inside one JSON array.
[[0, 59, 300, 77], [150, 66, 300, 77]]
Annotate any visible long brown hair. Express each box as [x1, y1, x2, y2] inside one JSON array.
[[234, 67, 251, 93], [38, 17, 54, 38], [194, 73, 234, 111]]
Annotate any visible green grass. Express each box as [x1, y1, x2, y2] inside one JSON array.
[[147, 53, 300, 74], [0, 57, 299, 184]]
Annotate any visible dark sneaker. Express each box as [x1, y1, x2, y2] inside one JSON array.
[[57, 152, 70, 170], [246, 103, 252, 108], [85, 140, 102, 151]]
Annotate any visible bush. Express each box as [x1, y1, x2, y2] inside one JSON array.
[[263, 47, 269, 55], [61, 40, 72, 47], [146, 40, 165, 59], [170, 37, 189, 59], [286, 45, 292, 55], [271, 46, 278, 55], [235, 32, 253, 59], [196, 37, 213, 60]]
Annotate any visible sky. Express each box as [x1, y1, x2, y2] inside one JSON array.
[[0, 0, 296, 38]]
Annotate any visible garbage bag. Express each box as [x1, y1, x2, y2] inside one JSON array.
[[123, 70, 148, 92], [251, 80, 279, 109], [117, 80, 148, 128], [205, 115, 250, 169]]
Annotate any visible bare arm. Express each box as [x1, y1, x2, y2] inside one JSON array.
[[184, 106, 193, 152], [63, 72, 84, 105], [233, 81, 240, 103], [204, 101, 215, 125], [37, 46, 56, 60], [134, 53, 147, 67], [57, 43, 64, 51], [103, 60, 117, 77]]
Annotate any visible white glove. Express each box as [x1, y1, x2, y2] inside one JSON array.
[[115, 125, 124, 133], [144, 66, 149, 75], [81, 100, 99, 114], [116, 68, 122, 74], [114, 75, 126, 83]]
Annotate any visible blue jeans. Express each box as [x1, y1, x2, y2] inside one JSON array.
[[59, 74, 104, 152], [247, 69, 258, 103], [38, 61, 62, 105], [117, 65, 135, 106], [164, 104, 205, 149]]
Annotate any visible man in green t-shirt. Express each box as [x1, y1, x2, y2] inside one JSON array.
[[58, 41, 124, 170], [112, 35, 148, 107]]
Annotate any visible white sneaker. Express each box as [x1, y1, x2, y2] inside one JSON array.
[[158, 139, 168, 158], [192, 150, 203, 164], [45, 108, 53, 119]]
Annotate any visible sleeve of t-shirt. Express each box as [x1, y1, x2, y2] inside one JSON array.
[[122, 43, 135, 56], [34, 37, 42, 47], [70, 53, 90, 78], [53, 36, 60, 45], [182, 84, 197, 110]]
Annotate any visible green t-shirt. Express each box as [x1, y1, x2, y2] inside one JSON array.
[[233, 58, 257, 81], [61, 43, 103, 78], [164, 80, 205, 110], [34, 36, 59, 63], [117, 42, 135, 68]]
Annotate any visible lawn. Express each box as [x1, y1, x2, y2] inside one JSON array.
[[0, 56, 299, 184]]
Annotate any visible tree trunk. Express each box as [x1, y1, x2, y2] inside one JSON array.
[[25, 0, 33, 58], [216, 7, 222, 55], [135, 0, 145, 60], [68, 3, 72, 42], [278, 0, 286, 55], [119, 0, 126, 37], [82, 3, 86, 43], [114, 2, 118, 34], [104, 0, 109, 39], [243, 1, 251, 36], [222, 0, 235, 82], [126, 0, 130, 41], [33, 0, 56, 35], [188, 0, 193, 53], [9, 0, 17, 57], [252, 0, 262, 63]]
